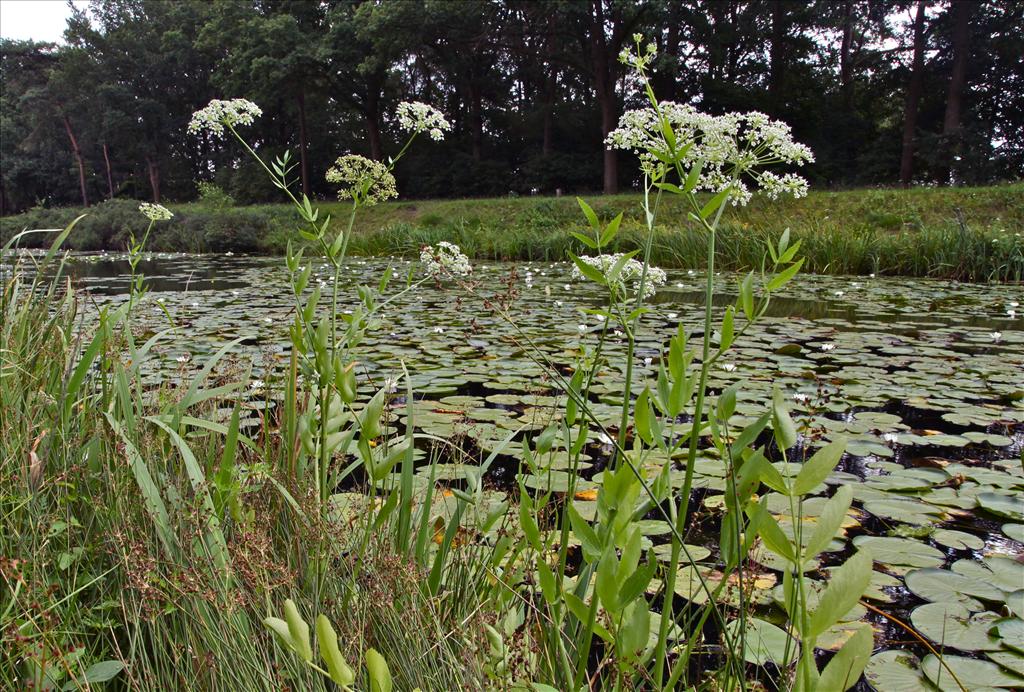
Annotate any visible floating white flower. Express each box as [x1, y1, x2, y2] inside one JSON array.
[[571, 253, 667, 299], [793, 392, 810, 403], [188, 99, 262, 138], [420, 241, 472, 279], [667, 312, 678, 320], [820, 343, 836, 351], [433, 326, 445, 334], [175, 354, 190, 363], [395, 101, 451, 141], [139, 202, 173, 221], [250, 379, 266, 391], [326, 155, 398, 206], [990, 331, 1002, 342], [578, 324, 588, 333], [882, 432, 899, 443], [720, 363, 737, 372]]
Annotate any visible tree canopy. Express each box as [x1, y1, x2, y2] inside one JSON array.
[[1, 0, 1021, 214]]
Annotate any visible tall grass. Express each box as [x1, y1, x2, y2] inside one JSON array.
[[0, 232, 494, 690]]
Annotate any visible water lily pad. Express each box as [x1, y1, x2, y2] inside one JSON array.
[[910, 602, 1002, 652], [952, 557, 1024, 595], [921, 653, 1024, 691], [724, 618, 798, 665], [932, 529, 985, 551], [977, 492, 1024, 521], [1003, 523, 1024, 543], [852, 535, 945, 571], [905, 568, 1003, 610], [865, 650, 931, 692]]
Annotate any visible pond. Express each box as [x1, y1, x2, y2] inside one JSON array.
[[18, 250, 1024, 686]]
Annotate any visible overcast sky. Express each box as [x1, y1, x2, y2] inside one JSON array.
[[0, 0, 89, 43]]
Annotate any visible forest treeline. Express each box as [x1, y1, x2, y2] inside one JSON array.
[[1, 0, 1021, 214]]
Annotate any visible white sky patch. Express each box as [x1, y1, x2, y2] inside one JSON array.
[[0, 0, 89, 43]]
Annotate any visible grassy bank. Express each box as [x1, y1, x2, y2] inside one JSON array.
[[3, 183, 1022, 280]]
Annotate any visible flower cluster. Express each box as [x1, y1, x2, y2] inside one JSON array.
[[572, 253, 667, 299], [325, 155, 398, 206], [187, 99, 262, 138], [396, 101, 451, 141], [420, 242, 472, 279], [606, 103, 813, 205], [139, 202, 173, 221], [618, 33, 657, 70]]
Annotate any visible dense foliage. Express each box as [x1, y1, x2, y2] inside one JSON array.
[[2, 0, 1022, 214]]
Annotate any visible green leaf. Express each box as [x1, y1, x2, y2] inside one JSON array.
[[599, 212, 623, 247], [570, 253, 607, 285], [700, 187, 732, 219], [792, 439, 846, 496], [366, 648, 393, 692], [283, 599, 312, 662], [62, 660, 125, 690], [771, 388, 798, 451], [809, 549, 872, 638], [815, 623, 874, 692], [719, 306, 735, 352], [684, 160, 704, 193], [766, 258, 805, 292], [570, 231, 598, 249], [536, 559, 557, 604], [753, 503, 796, 563], [578, 197, 600, 230], [634, 388, 655, 445], [316, 615, 355, 687], [805, 485, 853, 559]]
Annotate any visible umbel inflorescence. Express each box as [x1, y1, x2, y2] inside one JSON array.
[[187, 99, 263, 138]]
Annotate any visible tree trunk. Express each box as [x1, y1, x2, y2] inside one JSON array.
[[61, 112, 88, 207], [365, 89, 383, 161], [469, 80, 483, 163], [840, 0, 854, 104], [899, 0, 927, 187], [296, 89, 310, 197], [941, 0, 973, 183], [102, 142, 114, 200], [589, 0, 617, 194], [769, 1, 786, 112], [146, 156, 161, 203]]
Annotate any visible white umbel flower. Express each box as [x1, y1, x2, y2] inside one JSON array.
[[571, 253, 667, 299], [139, 202, 173, 221], [421, 241, 471, 279], [605, 103, 813, 205], [396, 101, 452, 141], [188, 99, 262, 138], [325, 155, 398, 206]]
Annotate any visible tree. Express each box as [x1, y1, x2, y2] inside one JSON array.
[[899, 1, 929, 187]]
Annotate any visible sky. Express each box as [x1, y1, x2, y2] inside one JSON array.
[[0, 0, 89, 43]]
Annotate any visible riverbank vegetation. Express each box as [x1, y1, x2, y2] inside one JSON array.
[[3, 183, 1022, 281]]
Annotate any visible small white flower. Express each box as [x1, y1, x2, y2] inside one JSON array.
[[820, 343, 836, 351], [1008, 310, 1017, 317], [1009, 301, 1019, 307], [578, 324, 587, 333], [421, 242, 472, 279], [225, 251, 234, 257], [571, 253, 667, 299], [643, 357, 653, 366], [991, 331, 1002, 342], [326, 155, 397, 206], [834, 290, 845, 297], [793, 392, 810, 403], [188, 99, 262, 138], [869, 273, 876, 278], [720, 363, 737, 372], [882, 432, 899, 444], [555, 300, 564, 307], [175, 354, 190, 363], [263, 317, 272, 323], [564, 284, 571, 291], [667, 312, 678, 320], [139, 202, 173, 221], [190, 301, 199, 308], [395, 101, 451, 141], [433, 326, 445, 334], [250, 379, 266, 391], [597, 432, 613, 446]]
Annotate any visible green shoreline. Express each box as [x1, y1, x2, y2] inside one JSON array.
[[3, 183, 1022, 281]]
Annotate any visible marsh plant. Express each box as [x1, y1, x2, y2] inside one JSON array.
[[1, 35, 915, 692]]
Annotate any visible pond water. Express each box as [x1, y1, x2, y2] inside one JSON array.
[[11, 250, 1024, 684]]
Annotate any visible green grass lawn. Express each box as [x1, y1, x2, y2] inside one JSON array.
[[3, 183, 1022, 280]]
